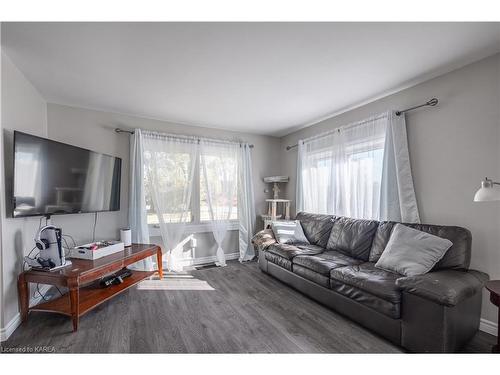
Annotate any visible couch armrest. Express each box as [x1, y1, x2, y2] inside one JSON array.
[[251, 229, 277, 251], [396, 269, 489, 307]]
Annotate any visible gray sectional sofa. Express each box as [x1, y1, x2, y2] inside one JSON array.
[[252, 212, 489, 353]]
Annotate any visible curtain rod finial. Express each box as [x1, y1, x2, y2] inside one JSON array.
[[427, 98, 438, 106]]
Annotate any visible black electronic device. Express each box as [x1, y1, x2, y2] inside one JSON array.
[[37, 258, 56, 269], [12, 131, 122, 218], [99, 268, 133, 288]]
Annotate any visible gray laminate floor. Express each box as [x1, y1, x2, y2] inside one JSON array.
[[1, 261, 496, 353]]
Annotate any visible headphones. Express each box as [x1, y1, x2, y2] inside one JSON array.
[[35, 225, 57, 250]]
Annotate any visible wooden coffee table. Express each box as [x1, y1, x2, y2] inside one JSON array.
[[485, 280, 500, 353], [18, 243, 162, 332]]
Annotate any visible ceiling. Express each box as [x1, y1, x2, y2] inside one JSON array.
[[2, 22, 500, 137]]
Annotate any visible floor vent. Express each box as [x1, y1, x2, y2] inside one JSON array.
[[194, 263, 218, 270]]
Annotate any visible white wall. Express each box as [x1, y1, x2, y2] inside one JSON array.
[[280, 53, 500, 325], [1, 51, 48, 329]]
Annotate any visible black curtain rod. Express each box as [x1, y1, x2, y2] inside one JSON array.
[[286, 98, 439, 151], [114, 128, 254, 148]]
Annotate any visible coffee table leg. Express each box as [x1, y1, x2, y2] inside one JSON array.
[[157, 248, 163, 279], [69, 287, 79, 332], [18, 274, 29, 323]]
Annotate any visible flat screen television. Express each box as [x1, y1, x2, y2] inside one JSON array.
[[12, 131, 122, 218]]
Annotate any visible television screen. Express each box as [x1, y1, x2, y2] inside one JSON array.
[[12, 131, 121, 217]]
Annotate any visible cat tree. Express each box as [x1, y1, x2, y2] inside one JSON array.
[[261, 176, 291, 228]]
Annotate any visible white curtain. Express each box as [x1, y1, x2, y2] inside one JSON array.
[[142, 131, 198, 272], [296, 140, 305, 214], [379, 111, 420, 222], [237, 144, 256, 262], [129, 128, 256, 271], [128, 129, 154, 271], [200, 140, 239, 267], [296, 112, 419, 222]]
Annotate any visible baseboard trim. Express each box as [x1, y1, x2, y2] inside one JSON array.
[[0, 284, 53, 342], [164, 252, 240, 268], [480, 318, 498, 337], [190, 252, 240, 266], [0, 313, 21, 342]]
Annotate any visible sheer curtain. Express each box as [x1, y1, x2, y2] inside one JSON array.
[[129, 128, 256, 271], [142, 131, 198, 272], [237, 144, 256, 262], [200, 140, 239, 267], [128, 129, 154, 271], [296, 112, 419, 222]]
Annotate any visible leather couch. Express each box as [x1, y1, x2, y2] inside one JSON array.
[[252, 212, 489, 353]]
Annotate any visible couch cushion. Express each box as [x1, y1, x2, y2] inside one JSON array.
[[369, 221, 396, 262], [295, 243, 325, 253], [330, 263, 401, 318], [293, 265, 330, 288], [293, 250, 362, 276], [265, 251, 292, 271], [296, 212, 335, 248], [326, 216, 378, 261], [265, 243, 324, 272], [369, 222, 471, 270], [267, 243, 323, 261]]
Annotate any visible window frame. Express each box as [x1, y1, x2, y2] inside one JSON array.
[[146, 151, 239, 235]]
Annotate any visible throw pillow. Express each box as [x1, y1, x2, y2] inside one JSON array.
[[375, 223, 452, 276], [270, 220, 310, 245]]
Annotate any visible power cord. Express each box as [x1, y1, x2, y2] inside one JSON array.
[[35, 284, 64, 300], [25, 246, 38, 259], [62, 234, 77, 248], [22, 246, 39, 271], [92, 212, 98, 242], [61, 237, 72, 257], [36, 284, 48, 301]]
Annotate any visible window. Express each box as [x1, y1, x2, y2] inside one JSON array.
[[298, 115, 387, 220], [145, 151, 238, 227], [199, 154, 238, 222], [144, 150, 193, 225]]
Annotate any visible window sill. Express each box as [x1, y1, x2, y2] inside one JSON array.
[[148, 221, 239, 237]]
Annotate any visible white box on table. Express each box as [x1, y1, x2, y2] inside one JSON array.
[[70, 241, 125, 260]]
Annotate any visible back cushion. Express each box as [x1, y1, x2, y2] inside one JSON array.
[[369, 222, 471, 270], [296, 212, 335, 248], [326, 216, 378, 261]]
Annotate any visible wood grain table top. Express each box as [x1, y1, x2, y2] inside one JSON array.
[[23, 243, 159, 280]]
